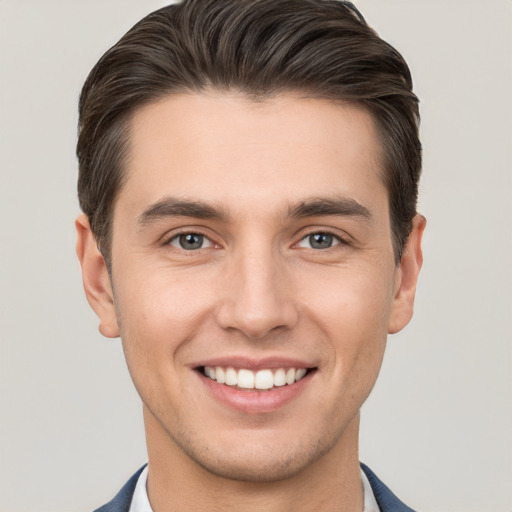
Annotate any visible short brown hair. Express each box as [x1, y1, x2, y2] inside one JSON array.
[[77, 0, 421, 269]]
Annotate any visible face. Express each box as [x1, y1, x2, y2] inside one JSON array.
[[77, 93, 424, 482]]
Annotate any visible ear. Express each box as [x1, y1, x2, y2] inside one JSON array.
[[75, 214, 120, 338], [388, 214, 426, 334]]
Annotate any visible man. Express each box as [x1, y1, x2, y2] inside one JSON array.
[[75, 1, 425, 510]]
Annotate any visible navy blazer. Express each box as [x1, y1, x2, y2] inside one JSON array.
[[94, 463, 416, 512]]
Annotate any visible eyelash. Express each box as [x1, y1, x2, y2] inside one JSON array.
[[166, 231, 216, 251], [164, 229, 348, 252], [296, 230, 347, 250]]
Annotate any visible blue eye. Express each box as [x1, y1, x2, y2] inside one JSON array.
[[298, 232, 341, 249], [169, 233, 213, 250]]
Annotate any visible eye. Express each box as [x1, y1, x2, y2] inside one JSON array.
[[297, 232, 342, 250], [168, 233, 214, 251]]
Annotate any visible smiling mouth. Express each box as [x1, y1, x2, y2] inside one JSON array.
[[198, 366, 315, 391]]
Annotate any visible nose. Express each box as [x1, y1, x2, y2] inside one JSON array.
[[216, 246, 299, 340]]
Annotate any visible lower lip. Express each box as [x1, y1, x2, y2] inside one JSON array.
[[197, 371, 314, 414]]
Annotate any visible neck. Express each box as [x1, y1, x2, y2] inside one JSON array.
[[144, 407, 364, 512]]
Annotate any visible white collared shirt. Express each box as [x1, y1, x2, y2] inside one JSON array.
[[128, 466, 152, 512], [129, 465, 380, 512]]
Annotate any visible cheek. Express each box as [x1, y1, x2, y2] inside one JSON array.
[[303, 266, 393, 377], [306, 264, 395, 331], [114, 278, 208, 410], [114, 271, 212, 368]]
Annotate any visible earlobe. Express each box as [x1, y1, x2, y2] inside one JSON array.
[[388, 214, 426, 335], [75, 214, 120, 338]]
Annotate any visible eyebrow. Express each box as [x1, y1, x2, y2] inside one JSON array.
[[137, 195, 372, 228], [137, 197, 229, 227], [287, 197, 372, 221]]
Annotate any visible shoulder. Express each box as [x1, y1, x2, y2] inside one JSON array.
[[93, 465, 147, 512], [360, 463, 417, 512]]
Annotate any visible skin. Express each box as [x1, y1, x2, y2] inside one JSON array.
[[76, 93, 425, 512]]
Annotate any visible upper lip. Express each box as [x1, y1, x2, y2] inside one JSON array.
[[191, 355, 316, 371]]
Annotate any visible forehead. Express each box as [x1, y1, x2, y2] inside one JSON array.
[[119, 92, 386, 218]]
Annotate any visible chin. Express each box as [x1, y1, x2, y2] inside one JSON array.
[[172, 427, 337, 483], [191, 449, 320, 483]]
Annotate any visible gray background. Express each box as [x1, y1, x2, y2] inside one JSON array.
[[1, 1, 511, 511]]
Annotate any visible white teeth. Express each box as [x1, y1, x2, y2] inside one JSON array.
[[273, 368, 287, 387], [286, 368, 296, 385], [255, 369, 274, 390], [225, 367, 238, 386], [203, 366, 310, 390], [295, 368, 307, 381], [237, 369, 255, 389], [215, 366, 226, 384]]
